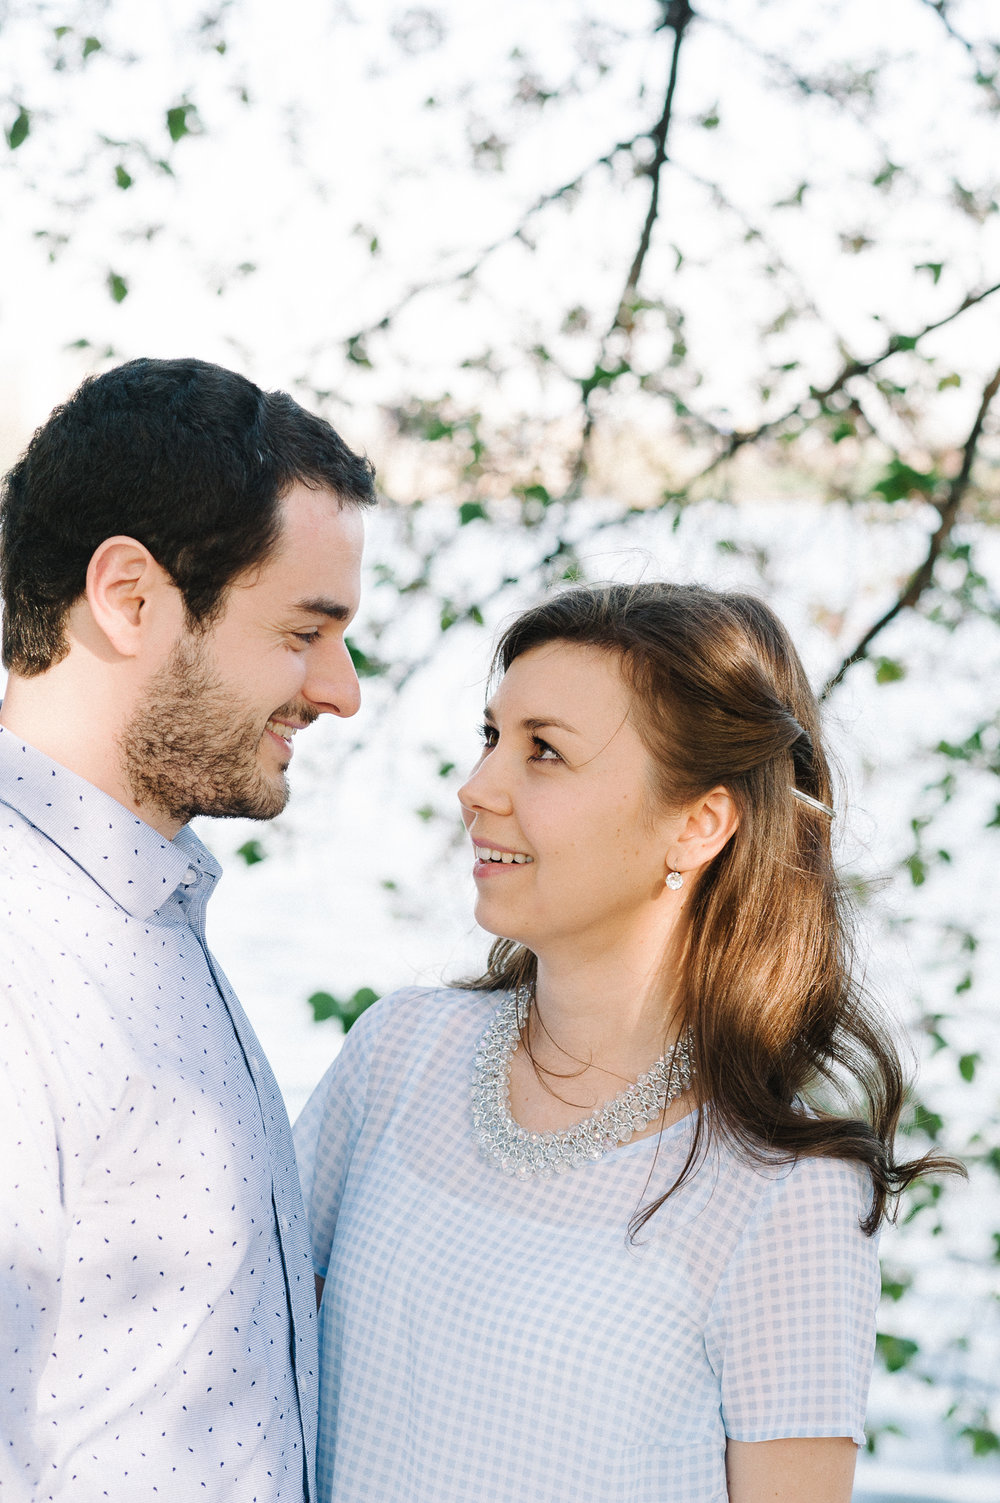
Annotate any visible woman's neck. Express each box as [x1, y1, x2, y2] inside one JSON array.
[[530, 932, 687, 1085]]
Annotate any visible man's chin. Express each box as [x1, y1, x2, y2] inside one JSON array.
[[178, 773, 290, 825]]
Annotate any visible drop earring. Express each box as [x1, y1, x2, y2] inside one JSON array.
[[665, 870, 684, 891]]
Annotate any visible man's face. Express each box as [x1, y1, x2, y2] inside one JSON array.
[[120, 482, 365, 830]]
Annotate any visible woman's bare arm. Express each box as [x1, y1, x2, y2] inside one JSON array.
[[725, 1437, 858, 1503]]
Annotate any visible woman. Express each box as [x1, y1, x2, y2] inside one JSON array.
[[295, 582, 946, 1503]]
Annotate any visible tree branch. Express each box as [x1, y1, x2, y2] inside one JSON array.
[[569, 1, 697, 494], [917, 0, 1000, 108], [689, 278, 1000, 487], [821, 360, 1000, 699], [331, 135, 645, 356], [615, 0, 695, 323]]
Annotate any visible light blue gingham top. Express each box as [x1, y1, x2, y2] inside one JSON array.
[[0, 726, 318, 1502], [295, 986, 880, 1503]]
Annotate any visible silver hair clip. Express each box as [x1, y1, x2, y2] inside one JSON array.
[[790, 786, 835, 818]]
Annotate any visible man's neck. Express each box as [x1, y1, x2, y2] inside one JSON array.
[[0, 672, 182, 839]]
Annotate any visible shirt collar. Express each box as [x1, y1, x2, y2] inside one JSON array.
[[0, 725, 222, 919]]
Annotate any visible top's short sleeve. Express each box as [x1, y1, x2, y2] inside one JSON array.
[[703, 1153, 881, 1445], [293, 1000, 385, 1279]]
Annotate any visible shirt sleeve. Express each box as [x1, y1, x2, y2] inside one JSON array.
[[0, 947, 74, 1500], [703, 1153, 881, 1446], [293, 999, 384, 1280]]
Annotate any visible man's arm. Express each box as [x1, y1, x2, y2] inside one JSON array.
[[0, 954, 72, 1499]]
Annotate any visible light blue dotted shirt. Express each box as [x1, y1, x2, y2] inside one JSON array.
[[0, 726, 318, 1502], [296, 987, 881, 1503]]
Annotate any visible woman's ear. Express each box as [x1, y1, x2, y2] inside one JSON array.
[[84, 537, 176, 659], [666, 786, 739, 876]]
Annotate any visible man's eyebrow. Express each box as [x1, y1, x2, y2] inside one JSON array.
[[292, 597, 352, 622], [482, 706, 580, 736]]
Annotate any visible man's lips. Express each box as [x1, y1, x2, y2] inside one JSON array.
[[264, 717, 304, 753]]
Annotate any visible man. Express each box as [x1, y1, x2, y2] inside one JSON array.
[[0, 357, 376, 1500]]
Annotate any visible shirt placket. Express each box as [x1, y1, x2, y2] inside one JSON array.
[[179, 866, 318, 1502]]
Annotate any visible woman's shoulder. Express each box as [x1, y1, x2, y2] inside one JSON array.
[[712, 1139, 876, 1242], [343, 983, 498, 1056]]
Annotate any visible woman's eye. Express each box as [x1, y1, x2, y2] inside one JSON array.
[[478, 724, 498, 748], [530, 738, 561, 763]]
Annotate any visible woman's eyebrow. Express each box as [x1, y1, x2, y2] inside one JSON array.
[[482, 705, 579, 736], [523, 716, 579, 736]]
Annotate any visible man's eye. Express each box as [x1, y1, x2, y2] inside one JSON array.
[[293, 631, 321, 644]]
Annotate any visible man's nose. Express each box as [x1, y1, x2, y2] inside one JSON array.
[[304, 639, 362, 719]]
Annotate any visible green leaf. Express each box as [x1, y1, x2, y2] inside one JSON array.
[[345, 333, 372, 368], [875, 1333, 919, 1373], [961, 1425, 1000, 1457], [874, 657, 905, 684], [905, 853, 926, 887], [891, 333, 919, 352], [520, 483, 550, 506], [345, 638, 385, 677], [880, 1269, 912, 1302], [107, 271, 129, 303], [937, 372, 961, 390], [437, 761, 456, 778], [6, 107, 30, 150], [915, 261, 943, 284], [958, 1052, 980, 1082], [871, 458, 940, 503], [458, 500, 488, 525], [872, 160, 902, 190], [114, 164, 133, 190], [166, 103, 199, 142], [82, 36, 102, 58], [236, 839, 267, 866], [415, 804, 435, 822], [908, 1101, 944, 1140], [308, 986, 378, 1031]]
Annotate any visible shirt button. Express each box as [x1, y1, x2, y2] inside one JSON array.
[[179, 866, 199, 887], [250, 1055, 261, 1073]]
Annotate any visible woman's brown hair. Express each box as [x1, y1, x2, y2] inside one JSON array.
[[464, 581, 958, 1234]]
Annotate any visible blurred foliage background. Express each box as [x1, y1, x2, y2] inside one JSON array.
[[3, 0, 1000, 1477]]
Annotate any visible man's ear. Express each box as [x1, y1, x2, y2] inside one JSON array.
[[85, 537, 175, 659], [666, 786, 739, 876]]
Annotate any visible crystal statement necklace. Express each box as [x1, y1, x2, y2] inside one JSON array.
[[472, 986, 695, 1177]]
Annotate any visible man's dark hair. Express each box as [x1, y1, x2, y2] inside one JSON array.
[[0, 356, 377, 675]]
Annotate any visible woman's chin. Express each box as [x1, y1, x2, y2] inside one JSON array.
[[473, 898, 526, 945]]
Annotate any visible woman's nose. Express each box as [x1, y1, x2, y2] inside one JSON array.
[[457, 751, 513, 817]]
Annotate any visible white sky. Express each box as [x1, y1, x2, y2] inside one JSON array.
[[2, 0, 999, 466]]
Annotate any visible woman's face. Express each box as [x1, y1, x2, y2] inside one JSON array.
[[457, 641, 682, 960]]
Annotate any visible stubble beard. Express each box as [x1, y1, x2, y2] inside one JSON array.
[[120, 632, 293, 828]]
